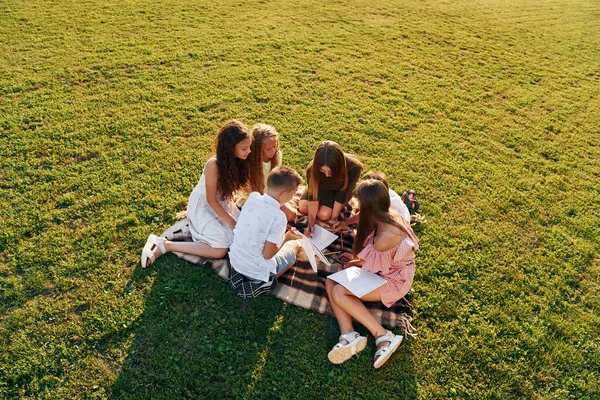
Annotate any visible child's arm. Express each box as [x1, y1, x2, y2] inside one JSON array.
[[204, 159, 237, 229], [305, 200, 319, 236], [344, 258, 364, 268], [333, 213, 359, 232], [263, 230, 301, 259]]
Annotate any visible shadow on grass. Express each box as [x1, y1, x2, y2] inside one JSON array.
[[110, 255, 417, 399], [109, 255, 286, 398]]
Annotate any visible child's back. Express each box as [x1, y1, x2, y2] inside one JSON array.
[[229, 166, 304, 283], [229, 191, 287, 282]]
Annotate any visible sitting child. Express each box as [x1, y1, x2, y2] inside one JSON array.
[[141, 120, 251, 268], [298, 140, 363, 236], [229, 166, 304, 284], [247, 123, 296, 221], [333, 170, 410, 232], [326, 179, 419, 368]]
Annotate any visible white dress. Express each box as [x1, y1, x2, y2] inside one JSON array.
[[186, 161, 241, 248]]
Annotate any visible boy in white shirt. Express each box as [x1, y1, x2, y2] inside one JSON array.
[[229, 166, 303, 283]]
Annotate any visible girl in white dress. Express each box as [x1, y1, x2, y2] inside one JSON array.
[[141, 120, 252, 267]]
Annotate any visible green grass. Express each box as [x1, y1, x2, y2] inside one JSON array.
[[1, 0, 599, 398]]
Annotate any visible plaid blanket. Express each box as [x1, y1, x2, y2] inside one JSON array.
[[161, 188, 416, 336]]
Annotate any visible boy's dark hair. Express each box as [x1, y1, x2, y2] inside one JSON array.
[[267, 166, 303, 192], [361, 170, 389, 190]]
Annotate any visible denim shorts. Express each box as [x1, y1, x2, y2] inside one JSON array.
[[271, 243, 297, 276]]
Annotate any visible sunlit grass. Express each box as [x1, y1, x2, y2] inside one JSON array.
[[1, 0, 599, 398]]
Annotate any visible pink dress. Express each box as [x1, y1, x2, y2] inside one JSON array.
[[357, 226, 419, 308]]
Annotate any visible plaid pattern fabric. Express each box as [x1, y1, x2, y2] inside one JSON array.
[[160, 186, 416, 336]]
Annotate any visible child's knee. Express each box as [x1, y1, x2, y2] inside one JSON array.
[[325, 279, 336, 292], [317, 207, 332, 221], [284, 208, 297, 222], [331, 283, 347, 300], [298, 200, 308, 214]]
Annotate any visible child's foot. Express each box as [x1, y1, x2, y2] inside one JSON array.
[[141, 234, 167, 268], [373, 330, 403, 369], [327, 331, 367, 364]]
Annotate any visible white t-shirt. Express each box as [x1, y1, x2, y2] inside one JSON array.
[[389, 189, 411, 224], [229, 192, 287, 282]]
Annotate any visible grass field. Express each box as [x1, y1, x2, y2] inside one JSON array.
[[1, 0, 599, 398]]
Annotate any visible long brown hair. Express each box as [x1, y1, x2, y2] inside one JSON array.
[[352, 179, 409, 256], [214, 120, 251, 201], [247, 124, 281, 193], [307, 141, 348, 200]]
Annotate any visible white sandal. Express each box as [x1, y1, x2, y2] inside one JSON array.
[[164, 224, 191, 241], [327, 331, 367, 364], [373, 330, 403, 369], [140, 234, 167, 268]]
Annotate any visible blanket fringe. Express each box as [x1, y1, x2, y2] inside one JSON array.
[[398, 314, 417, 338]]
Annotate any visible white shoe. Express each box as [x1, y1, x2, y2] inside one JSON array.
[[373, 330, 403, 369], [327, 331, 367, 364], [140, 234, 166, 268]]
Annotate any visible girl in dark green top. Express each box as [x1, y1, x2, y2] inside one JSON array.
[[299, 141, 363, 236]]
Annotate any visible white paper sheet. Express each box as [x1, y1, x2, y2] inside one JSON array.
[[327, 267, 387, 298], [310, 225, 338, 251], [299, 237, 319, 273], [296, 227, 332, 273]]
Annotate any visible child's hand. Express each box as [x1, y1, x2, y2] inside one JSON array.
[[303, 225, 314, 237], [332, 221, 346, 232], [339, 252, 354, 262]]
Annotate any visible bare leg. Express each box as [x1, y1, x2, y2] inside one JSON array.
[[331, 201, 345, 220], [148, 240, 227, 266], [359, 289, 395, 352], [281, 203, 297, 222], [165, 241, 228, 259], [296, 245, 309, 262], [298, 199, 308, 215], [317, 205, 333, 221], [329, 284, 387, 339], [325, 280, 355, 335]]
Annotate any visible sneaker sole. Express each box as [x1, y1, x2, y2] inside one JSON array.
[[328, 336, 367, 364]]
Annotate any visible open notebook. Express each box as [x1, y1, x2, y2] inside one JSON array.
[[296, 225, 338, 272], [327, 267, 387, 298]]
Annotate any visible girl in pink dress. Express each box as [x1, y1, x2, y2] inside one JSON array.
[[325, 179, 419, 368]]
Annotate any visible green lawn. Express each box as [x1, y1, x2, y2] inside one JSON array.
[[1, 0, 599, 398]]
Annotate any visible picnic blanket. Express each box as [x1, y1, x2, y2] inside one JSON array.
[[161, 189, 416, 336]]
